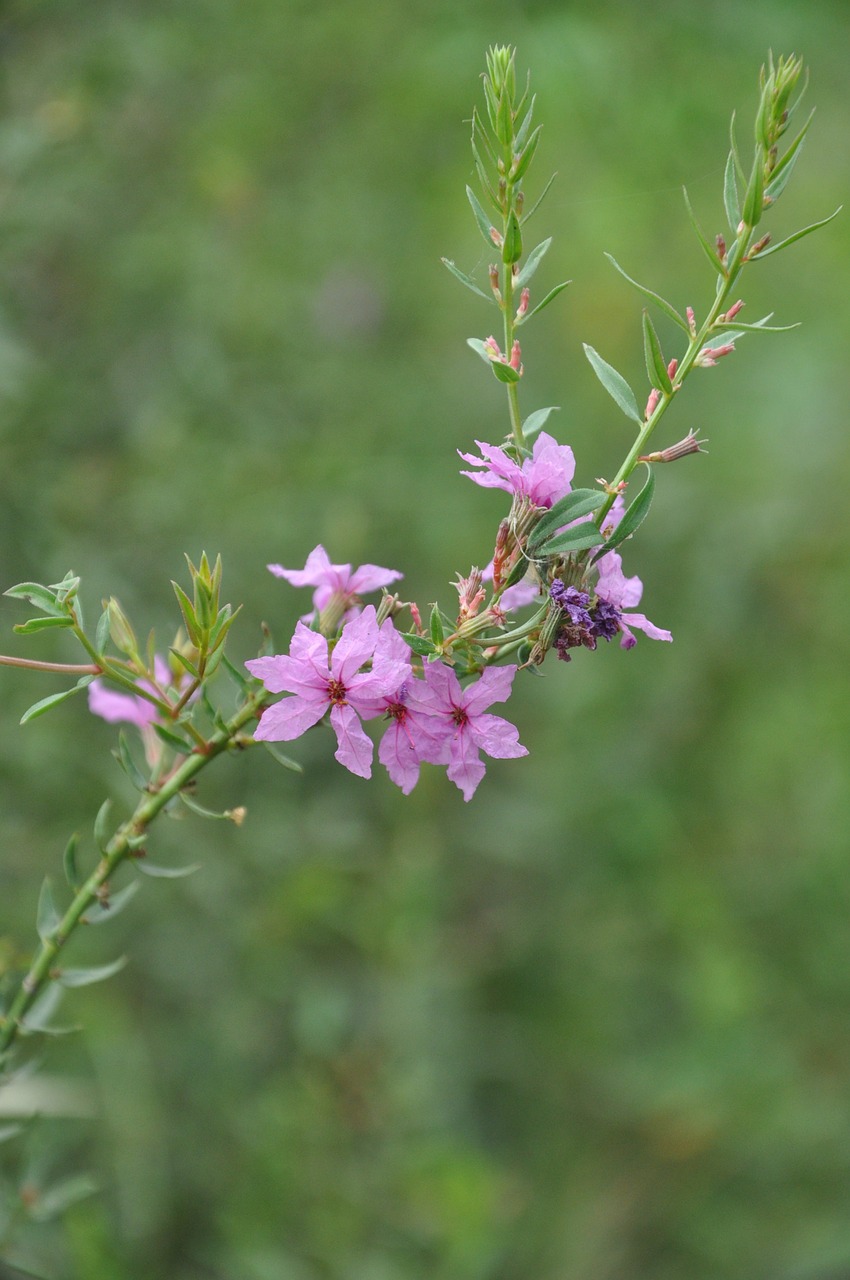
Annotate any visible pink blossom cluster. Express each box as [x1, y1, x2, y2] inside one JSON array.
[[245, 606, 527, 802]]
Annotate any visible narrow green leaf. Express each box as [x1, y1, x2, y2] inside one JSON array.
[[93, 799, 112, 852], [63, 834, 81, 890], [515, 236, 551, 287], [441, 258, 493, 302], [262, 743, 304, 773], [180, 792, 231, 820], [399, 633, 436, 657], [466, 337, 492, 364], [715, 317, 800, 333], [2, 582, 64, 616], [603, 254, 688, 332], [58, 957, 127, 988], [13, 615, 74, 635], [20, 984, 74, 1035], [521, 171, 556, 224], [521, 280, 570, 324], [742, 150, 765, 227], [94, 606, 110, 655], [682, 187, 725, 274], [429, 604, 444, 647], [37, 878, 61, 943], [513, 94, 536, 150], [169, 647, 200, 679], [583, 344, 642, 424], [723, 150, 741, 231], [765, 109, 814, 196], [527, 490, 606, 549], [511, 124, 541, 183], [495, 87, 512, 146], [82, 880, 140, 924], [535, 525, 606, 557], [29, 1174, 98, 1222], [466, 185, 496, 250], [221, 653, 248, 690], [152, 722, 193, 752], [749, 206, 842, 259], [116, 731, 148, 792], [594, 464, 656, 559], [135, 859, 202, 879], [502, 210, 522, 265], [642, 310, 672, 394], [20, 676, 95, 725], [172, 581, 201, 643], [522, 406, 559, 439], [491, 360, 521, 384]]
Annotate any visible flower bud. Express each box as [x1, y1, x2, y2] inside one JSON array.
[[639, 430, 707, 463]]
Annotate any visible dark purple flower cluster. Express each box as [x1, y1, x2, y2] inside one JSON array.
[[549, 579, 624, 661]]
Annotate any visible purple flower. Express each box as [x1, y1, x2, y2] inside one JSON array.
[[88, 655, 172, 730], [88, 656, 188, 767], [267, 544, 402, 618], [411, 663, 527, 802], [549, 582, 592, 627], [245, 606, 408, 779], [459, 431, 575, 509], [594, 549, 672, 648], [357, 622, 450, 795]]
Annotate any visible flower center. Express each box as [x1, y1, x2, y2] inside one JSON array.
[[386, 701, 407, 723], [327, 678, 348, 705], [452, 706, 469, 728]]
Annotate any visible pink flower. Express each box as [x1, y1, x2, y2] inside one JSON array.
[[594, 550, 672, 648], [88, 656, 190, 767], [245, 606, 408, 779], [357, 622, 450, 794], [411, 663, 528, 802], [459, 431, 575, 509], [267, 545, 402, 618]]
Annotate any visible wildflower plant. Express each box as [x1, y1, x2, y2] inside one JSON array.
[[0, 45, 837, 1236]]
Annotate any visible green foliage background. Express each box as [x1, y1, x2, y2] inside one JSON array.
[[1, 1, 848, 1276]]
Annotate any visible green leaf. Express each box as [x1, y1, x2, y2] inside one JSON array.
[[714, 315, 800, 334], [522, 406, 559, 439], [466, 185, 496, 250], [429, 604, 444, 647], [440, 258, 492, 302], [535, 525, 606, 557], [13, 615, 74, 635], [20, 675, 95, 725], [742, 150, 765, 227], [94, 606, 110, 655], [511, 123, 541, 182], [20, 984, 75, 1036], [723, 149, 741, 230], [115, 731, 149, 792], [262, 743, 304, 773], [749, 205, 842, 259], [501, 210, 522, 265], [29, 1174, 98, 1222], [642, 310, 672, 394], [521, 171, 556, 224], [82, 880, 140, 924], [58, 957, 127, 988], [135, 858, 202, 878], [515, 237, 551, 287], [399, 632, 436, 657], [594, 464, 656, 558], [527, 489, 606, 549], [765, 109, 814, 199], [583, 344, 641, 424], [37, 878, 61, 943], [521, 280, 570, 324], [63, 833, 81, 890], [0, 1123, 23, 1144], [180, 792, 231, 820], [221, 653, 249, 690], [3, 582, 64, 616], [682, 187, 724, 274], [513, 95, 536, 150], [93, 799, 112, 852], [604, 254, 689, 332], [466, 337, 492, 364], [172, 580, 201, 644], [491, 360, 521, 384], [152, 722, 193, 752]]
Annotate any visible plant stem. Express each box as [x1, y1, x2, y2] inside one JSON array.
[[0, 655, 99, 675], [0, 688, 267, 1065]]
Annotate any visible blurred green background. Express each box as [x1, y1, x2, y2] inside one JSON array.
[[1, 0, 848, 1276]]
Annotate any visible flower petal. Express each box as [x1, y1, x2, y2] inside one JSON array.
[[330, 703, 374, 778], [620, 612, 673, 643], [446, 729, 486, 802], [469, 712, 528, 759], [461, 665, 518, 715], [253, 694, 327, 741], [331, 606, 379, 683]]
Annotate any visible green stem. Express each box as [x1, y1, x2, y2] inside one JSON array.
[[0, 688, 267, 1064], [0, 654, 99, 675]]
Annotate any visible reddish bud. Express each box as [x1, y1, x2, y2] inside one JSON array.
[[686, 306, 696, 335], [715, 234, 727, 262], [489, 227, 503, 248], [509, 339, 522, 372], [667, 357, 679, 380], [515, 287, 530, 320], [644, 387, 661, 419], [722, 299, 744, 322]]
